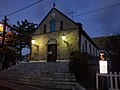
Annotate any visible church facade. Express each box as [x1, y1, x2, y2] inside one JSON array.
[[31, 7, 98, 61]]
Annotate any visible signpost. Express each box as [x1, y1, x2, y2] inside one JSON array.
[[99, 61, 108, 74], [98, 51, 109, 90]]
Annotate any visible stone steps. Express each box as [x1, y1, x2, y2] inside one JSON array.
[[12, 80, 74, 90], [0, 62, 76, 90]]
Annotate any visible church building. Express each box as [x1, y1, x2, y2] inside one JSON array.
[[31, 7, 98, 61]]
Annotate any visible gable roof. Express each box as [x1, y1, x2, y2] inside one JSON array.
[[35, 7, 82, 31]]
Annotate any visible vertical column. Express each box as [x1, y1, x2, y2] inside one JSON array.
[[2, 16, 7, 47]]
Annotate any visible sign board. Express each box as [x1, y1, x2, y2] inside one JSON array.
[[99, 61, 108, 74]]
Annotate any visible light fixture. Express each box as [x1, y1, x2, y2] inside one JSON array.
[[62, 34, 69, 45], [62, 34, 66, 40], [31, 39, 39, 48], [31, 39, 35, 44], [0, 23, 3, 32]]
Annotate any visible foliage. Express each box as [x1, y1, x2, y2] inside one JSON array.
[[7, 19, 37, 60], [69, 51, 90, 81], [0, 46, 17, 69], [99, 34, 120, 71], [9, 19, 37, 49]]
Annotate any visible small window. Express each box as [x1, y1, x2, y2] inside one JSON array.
[[89, 44, 91, 54], [50, 20, 55, 32], [60, 21, 63, 30], [96, 50, 97, 56], [93, 47, 95, 56], [82, 43, 84, 53], [43, 25, 46, 33], [85, 40, 87, 53]]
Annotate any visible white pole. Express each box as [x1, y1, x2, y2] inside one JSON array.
[[114, 72, 118, 89], [96, 73, 99, 90]]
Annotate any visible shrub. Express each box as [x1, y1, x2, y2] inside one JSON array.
[[69, 51, 90, 82], [0, 46, 17, 69]]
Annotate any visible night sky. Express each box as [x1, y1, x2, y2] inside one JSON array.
[[0, 0, 120, 54]]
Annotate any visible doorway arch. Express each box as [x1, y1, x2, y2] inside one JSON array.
[[47, 38, 57, 62]]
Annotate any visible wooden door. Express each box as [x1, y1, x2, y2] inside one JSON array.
[[47, 44, 57, 62]]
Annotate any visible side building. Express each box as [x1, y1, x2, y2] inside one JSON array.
[[31, 7, 98, 61]]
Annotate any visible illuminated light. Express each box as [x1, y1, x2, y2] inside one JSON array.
[[31, 39, 35, 44], [0, 24, 3, 27], [0, 23, 3, 32], [62, 34, 66, 40]]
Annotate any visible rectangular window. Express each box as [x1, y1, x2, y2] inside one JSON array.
[[93, 47, 95, 56], [85, 40, 87, 53], [60, 21, 63, 30], [89, 44, 91, 54], [43, 25, 46, 33]]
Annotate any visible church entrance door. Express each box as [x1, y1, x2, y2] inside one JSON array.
[[47, 44, 57, 62]]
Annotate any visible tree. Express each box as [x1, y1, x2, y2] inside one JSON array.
[[99, 34, 120, 71], [8, 19, 37, 61], [106, 34, 120, 71]]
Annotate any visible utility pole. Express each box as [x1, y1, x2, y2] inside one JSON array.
[[2, 16, 7, 47], [68, 10, 76, 20]]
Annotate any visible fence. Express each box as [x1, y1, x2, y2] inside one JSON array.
[[96, 72, 120, 90]]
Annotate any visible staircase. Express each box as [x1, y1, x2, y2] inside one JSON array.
[[0, 62, 76, 90]]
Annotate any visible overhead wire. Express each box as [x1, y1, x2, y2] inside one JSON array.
[[6, 0, 43, 16], [73, 3, 120, 17]]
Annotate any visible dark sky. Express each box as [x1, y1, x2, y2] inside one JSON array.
[[0, 0, 120, 38], [0, 0, 120, 55]]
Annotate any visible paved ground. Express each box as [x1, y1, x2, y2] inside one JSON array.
[[78, 75, 96, 90], [0, 80, 43, 90], [0, 80, 68, 90], [0, 86, 14, 90]]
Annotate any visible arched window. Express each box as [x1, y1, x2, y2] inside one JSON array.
[[50, 20, 55, 32], [48, 38, 57, 45], [82, 43, 84, 53]]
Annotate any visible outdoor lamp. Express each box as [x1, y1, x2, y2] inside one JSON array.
[[0, 23, 3, 32], [62, 34, 69, 45], [31, 39, 35, 44], [62, 34, 66, 40]]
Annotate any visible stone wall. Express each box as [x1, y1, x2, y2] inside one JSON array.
[[34, 8, 78, 34], [31, 29, 80, 61]]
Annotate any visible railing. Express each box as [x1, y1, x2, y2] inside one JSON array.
[[96, 72, 120, 90]]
